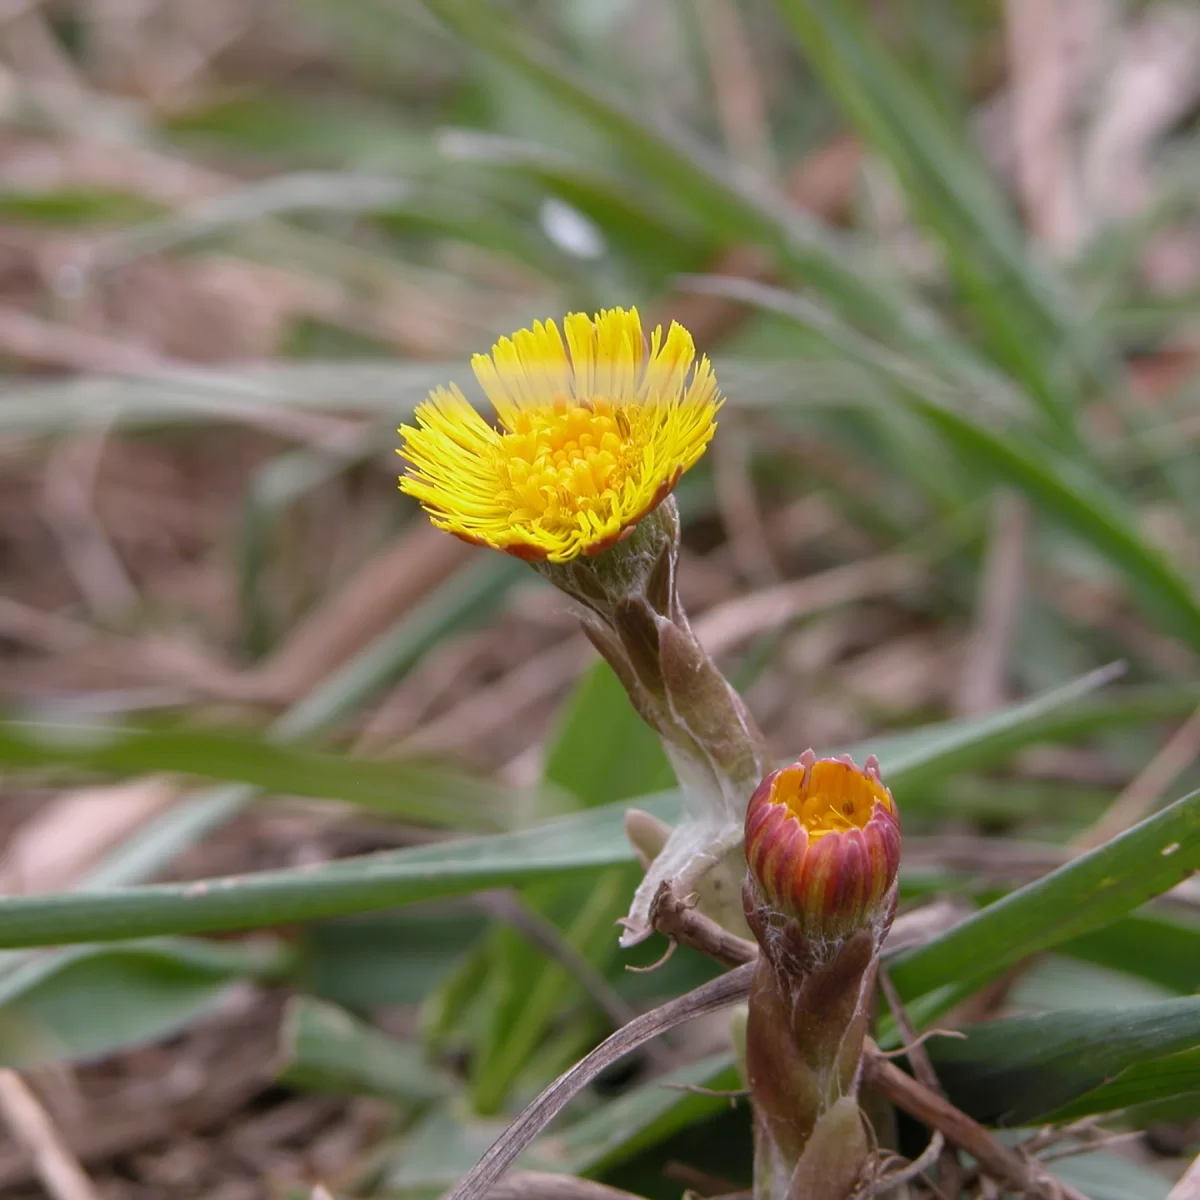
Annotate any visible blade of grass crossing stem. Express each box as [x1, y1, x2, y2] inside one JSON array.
[[469, 662, 673, 1113], [890, 788, 1200, 1003], [471, 869, 638, 1114], [0, 671, 1139, 948], [540, 1051, 739, 1173]]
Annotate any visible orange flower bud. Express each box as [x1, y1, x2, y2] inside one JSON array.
[[744, 749, 900, 941]]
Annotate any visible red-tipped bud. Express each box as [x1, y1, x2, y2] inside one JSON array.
[[744, 750, 900, 943]]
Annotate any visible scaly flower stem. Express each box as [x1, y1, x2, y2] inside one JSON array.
[[741, 754, 902, 1199], [540, 496, 768, 943]]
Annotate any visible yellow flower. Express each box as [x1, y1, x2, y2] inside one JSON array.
[[398, 307, 721, 563]]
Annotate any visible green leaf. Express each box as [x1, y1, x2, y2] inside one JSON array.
[[691, 277, 1200, 651], [1045, 1045, 1200, 1123], [1060, 911, 1200, 996], [905, 396, 1200, 650], [542, 660, 674, 809], [416, 0, 996, 392], [299, 906, 485, 1010], [0, 794, 680, 948], [1006, 956, 1175, 1013], [863, 664, 1128, 789], [1048, 1152, 1171, 1200], [881, 685, 1200, 789], [0, 938, 288, 1068], [0, 187, 163, 226], [891, 788, 1200, 1003], [928, 997, 1200, 1124], [79, 552, 526, 894], [542, 1052, 738, 1174], [0, 720, 526, 831], [0, 671, 1142, 948], [381, 1106, 509, 1194], [278, 995, 450, 1104], [768, 0, 1098, 433], [469, 661, 669, 1112]]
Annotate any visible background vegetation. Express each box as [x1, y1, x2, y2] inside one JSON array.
[[0, 1, 1198, 1197]]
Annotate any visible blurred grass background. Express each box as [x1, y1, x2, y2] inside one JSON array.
[[0, 0, 1198, 1197]]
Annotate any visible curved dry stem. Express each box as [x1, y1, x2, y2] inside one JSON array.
[[445, 962, 755, 1200]]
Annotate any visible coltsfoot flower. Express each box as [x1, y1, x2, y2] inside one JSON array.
[[744, 749, 900, 943], [398, 308, 763, 949], [742, 751, 901, 1199], [398, 307, 721, 563]]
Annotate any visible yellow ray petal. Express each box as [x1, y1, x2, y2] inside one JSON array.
[[399, 308, 721, 562]]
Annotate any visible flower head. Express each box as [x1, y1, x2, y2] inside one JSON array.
[[744, 750, 900, 941], [398, 308, 720, 563]]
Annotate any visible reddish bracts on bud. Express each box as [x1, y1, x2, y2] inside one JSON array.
[[744, 750, 900, 944], [742, 752, 902, 1198]]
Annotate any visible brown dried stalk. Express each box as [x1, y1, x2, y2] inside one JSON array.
[[445, 962, 756, 1200]]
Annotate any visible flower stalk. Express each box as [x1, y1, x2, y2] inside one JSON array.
[[542, 493, 768, 943], [398, 308, 767, 944]]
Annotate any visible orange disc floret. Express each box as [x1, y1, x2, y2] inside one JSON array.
[[744, 750, 900, 936]]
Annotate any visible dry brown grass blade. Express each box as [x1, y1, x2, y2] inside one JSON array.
[[0, 778, 178, 895], [694, 554, 917, 656], [0, 1071, 100, 1200], [238, 523, 475, 705], [1073, 705, 1200, 852], [445, 963, 756, 1200], [861, 1050, 1088, 1200], [1170, 1153, 1200, 1200], [0, 1031, 276, 1190]]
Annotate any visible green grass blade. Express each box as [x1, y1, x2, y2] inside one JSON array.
[[906, 396, 1200, 650], [0, 720, 525, 830], [769, 0, 1098, 434], [928, 997, 1200, 1125], [891, 789, 1200, 1001], [0, 670, 1142, 948], [279, 995, 451, 1104], [416, 0, 1000, 388], [468, 661, 671, 1112], [700, 278, 1200, 650], [0, 938, 289, 1068], [0, 795, 680, 948], [1044, 1045, 1200, 1123]]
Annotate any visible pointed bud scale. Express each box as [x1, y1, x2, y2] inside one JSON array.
[[744, 750, 900, 944]]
